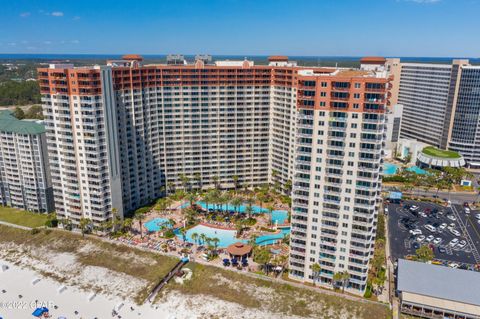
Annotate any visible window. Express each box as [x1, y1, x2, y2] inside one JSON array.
[[354, 93, 360, 99], [320, 92, 327, 97], [353, 103, 360, 109], [354, 83, 361, 88], [321, 82, 328, 87], [320, 101, 326, 107]]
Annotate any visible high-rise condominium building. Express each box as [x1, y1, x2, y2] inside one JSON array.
[[288, 57, 390, 293], [388, 58, 480, 167], [38, 57, 390, 289], [0, 110, 53, 212]]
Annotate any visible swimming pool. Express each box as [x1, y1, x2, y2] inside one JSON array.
[[384, 163, 398, 175], [176, 224, 246, 248], [406, 166, 427, 175], [256, 227, 290, 246], [383, 163, 427, 175], [144, 218, 171, 232], [182, 201, 289, 224]]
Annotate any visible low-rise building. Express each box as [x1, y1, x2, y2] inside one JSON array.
[[397, 259, 480, 319]]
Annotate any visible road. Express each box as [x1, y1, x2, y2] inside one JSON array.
[[384, 186, 479, 205]]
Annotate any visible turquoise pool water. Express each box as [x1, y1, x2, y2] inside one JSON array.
[[383, 163, 427, 175], [384, 163, 398, 175], [181, 201, 289, 224], [406, 166, 427, 175], [256, 227, 290, 246], [144, 218, 171, 232], [176, 224, 246, 248], [175, 223, 291, 247]]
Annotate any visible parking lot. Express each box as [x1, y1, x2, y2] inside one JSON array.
[[387, 200, 480, 270]]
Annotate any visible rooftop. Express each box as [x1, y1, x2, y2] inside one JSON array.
[[397, 259, 480, 307], [0, 110, 45, 135], [421, 146, 461, 159]]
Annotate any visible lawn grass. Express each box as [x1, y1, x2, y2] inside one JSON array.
[[0, 225, 390, 318], [422, 146, 461, 159], [0, 206, 48, 227]]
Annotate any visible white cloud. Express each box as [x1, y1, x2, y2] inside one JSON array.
[[8, 42, 17, 46], [73, 16, 81, 20], [70, 40, 80, 44], [43, 41, 52, 45], [20, 12, 31, 17], [51, 11, 64, 17]]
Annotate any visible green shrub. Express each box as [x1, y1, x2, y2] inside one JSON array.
[[30, 228, 41, 235]]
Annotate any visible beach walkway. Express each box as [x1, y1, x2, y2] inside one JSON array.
[[146, 257, 189, 304]]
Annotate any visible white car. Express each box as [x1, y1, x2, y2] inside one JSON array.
[[475, 213, 480, 220], [439, 223, 447, 230], [426, 235, 434, 242], [419, 212, 427, 218], [410, 205, 419, 211], [449, 228, 461, 237], [446, 215, 457, 221], [433, 237, 443, 245], [456, 240, 467, 249], [449, 238, 459, 247], [416, 235, 426, 242], [449, 223, 456, 228], [449, 262, 459, 269], [464, 208, 471, 214], [409, 229, 422, 236], [424, 224, 436, 232]]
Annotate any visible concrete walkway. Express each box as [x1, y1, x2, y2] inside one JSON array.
[[0, 220, 32, 230]]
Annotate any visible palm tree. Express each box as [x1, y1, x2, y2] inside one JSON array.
[[232, 175, 239, 193], [212, 175, 220, 190], [199, 233, 207, 245], [134, 210, 146, 238], [311, 263, 322, 286], [211, 237, 220, 251], [245, 203, 254, 220], [284, 179, 292, 195], [168, 218, 176, 229], [179, 173, 191, 191], [187, 191, 197, 208], [191, 232, 199, 245], [266, 204, 275, 226], [333, 271, 350, 293], [179, 228, 187, 242], [235, 220, 244, 236], [194, 173, 202, 191], [122, 218, 133, 232], [167, 181, 175, 194], [79, 218, 92, 237], [231, 197, 243, 215]]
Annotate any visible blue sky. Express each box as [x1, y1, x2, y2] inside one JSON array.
[[0, 0, 479, 57]]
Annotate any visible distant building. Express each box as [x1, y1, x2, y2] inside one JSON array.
[[0, 110, 53, 212], [397, 259, 480, 319], [388, 59, 480, 168], [385, 104, 403, 159]]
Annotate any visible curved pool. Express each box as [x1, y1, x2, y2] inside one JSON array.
[[175, 224, 246, 248], [256, 227, 290, 246], [144, 218, 171, 232]]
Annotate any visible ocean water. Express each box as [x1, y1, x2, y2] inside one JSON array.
[[1, 54, 478, 66]]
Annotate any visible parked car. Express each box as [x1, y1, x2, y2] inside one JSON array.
[[409, 229, 422, 236], [456, 240, 467, 249], [475, 213, 480, 220], [426, 235, 435, 242], [439, 223, 448, 230], [416, 235, 426, 242], [410, 205, 419, 211], [424, 224, 436, 232], [449, 228, 461, 237], [449, 262, 459, 269], [449, 238, 459, 247], [433, 237, 443, 245], [464, 207, 471, 214], [438, 246, 446, 254], [412, 242, 420, 250], [446, 214, 457, 221]]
